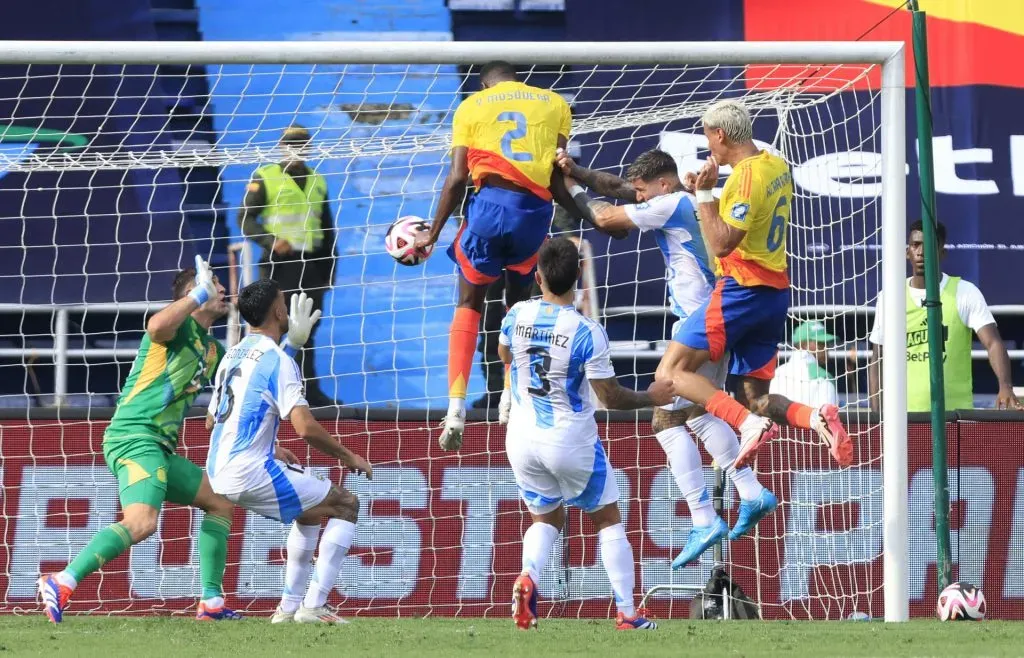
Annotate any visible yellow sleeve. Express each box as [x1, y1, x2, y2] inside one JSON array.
[[451, 101, 472, 149], [557, 95, 572, 140], [720, 163, 761, 231]]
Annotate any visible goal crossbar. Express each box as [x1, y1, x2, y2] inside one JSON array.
[[0, 40, 905, 66]]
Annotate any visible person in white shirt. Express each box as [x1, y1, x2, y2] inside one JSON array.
[[497, 237, 673, 631], [206, 280, 372, 625], [868, 220, 1020, 412], [556, 149, 775, 570], [770, 321, 839, 408]]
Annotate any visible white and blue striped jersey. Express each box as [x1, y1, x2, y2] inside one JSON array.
[[205, 334, 307, 496], [499, 299, 616, 442], [624, 190, 715, 320]]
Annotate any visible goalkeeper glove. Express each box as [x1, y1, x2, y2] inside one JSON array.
[[284, 292, 322, 352], [498, 387, 511, 425], [498, 365, 511, 425], [188, 254, 218, 306]]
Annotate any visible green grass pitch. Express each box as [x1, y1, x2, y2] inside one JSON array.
[[2, 617, 1023, 657]]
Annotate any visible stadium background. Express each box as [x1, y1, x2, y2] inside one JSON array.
[[0, 0, 1023, 621]]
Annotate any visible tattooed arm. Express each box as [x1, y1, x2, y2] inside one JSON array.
[[555, 149, 638, 203]]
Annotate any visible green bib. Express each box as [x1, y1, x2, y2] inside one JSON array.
[[905, 276, 973, 411], [257, 163, 327, 252]]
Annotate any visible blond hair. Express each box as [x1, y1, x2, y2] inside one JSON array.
[[702, 100, 753, 143]]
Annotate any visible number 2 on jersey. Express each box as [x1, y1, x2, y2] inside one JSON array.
[[526, 345, 552, 397], [498, 111, 532, 162], [767, 195, 788, 252]]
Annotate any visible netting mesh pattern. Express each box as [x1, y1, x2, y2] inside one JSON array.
[[0, 64, 868, 172], [2, 61, 883, 407], [0, 56, 897, 618]]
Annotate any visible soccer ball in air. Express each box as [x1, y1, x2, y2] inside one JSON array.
[[385, 216, 434, 266], [936, 582, 986, 621]]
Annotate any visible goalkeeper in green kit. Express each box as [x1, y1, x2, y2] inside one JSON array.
[[39, 256, 242, 623]]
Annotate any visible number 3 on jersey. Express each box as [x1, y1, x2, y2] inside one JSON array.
[[498, 111, 532, 162], [766, 195, 788, 252], [526, 345, 551, 397]]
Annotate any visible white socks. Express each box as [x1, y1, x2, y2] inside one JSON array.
[[739, 412, 766, 440], [809, 407, 822, 430], [598, 523, 636, 618], [656, 426, 717, 527], [687, 414, 765, 501], [55, 571, 77, 590], [521, 522, 559, 584], [281, 523, 320, 613], [522, 521, 638, 618], [448, 397, 466, 419], [303, 518, 357, 610]]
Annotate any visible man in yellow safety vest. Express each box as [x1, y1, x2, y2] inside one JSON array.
[[239, 125, 337, 407]]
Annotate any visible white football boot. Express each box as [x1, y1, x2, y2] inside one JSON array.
[[270, 604, 295, 624], [294, 605, 349, 625]]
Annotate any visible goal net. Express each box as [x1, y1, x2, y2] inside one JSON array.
[[0, 41, 907, 621]]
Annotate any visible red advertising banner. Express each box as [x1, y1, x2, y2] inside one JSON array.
[[1, 417, 1021, 620]]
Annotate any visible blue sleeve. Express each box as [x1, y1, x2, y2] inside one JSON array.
[[570, 321, 595, 363], [280, 340, 298, 359], [583, 322, 616, 379]]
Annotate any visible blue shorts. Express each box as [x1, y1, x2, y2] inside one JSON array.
[[674, 276, 789, 380], [447, 185, 552, 285]]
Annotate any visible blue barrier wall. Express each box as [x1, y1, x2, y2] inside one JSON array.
[[0, 0, 195, 305]]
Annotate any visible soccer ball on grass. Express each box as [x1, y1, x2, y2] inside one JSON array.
[[936, 582, 986, 621]]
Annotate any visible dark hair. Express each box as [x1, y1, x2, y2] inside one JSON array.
[[238, 278, 281, 327], [171, 268, 196, 301], [538, 237, 580, 296], [625, 149, 678, 182], [480, 60, 517, 85], [909, 219, 947, 246], [280, 124, 311, 146]]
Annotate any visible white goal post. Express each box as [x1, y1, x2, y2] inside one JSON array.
[[0, 40, 907, 621]]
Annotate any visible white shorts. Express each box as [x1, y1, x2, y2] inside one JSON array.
[[222, 459, 332, 524], [661, 320, 730, 411], [505, 432, 619, 515]]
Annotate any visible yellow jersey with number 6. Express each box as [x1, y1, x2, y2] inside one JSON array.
[[716, 150, 792, 289], [451, 80, 571, 202]]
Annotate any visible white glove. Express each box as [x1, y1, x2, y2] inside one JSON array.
[[188, 255, 218, 306], [498, 387, 511, 425], [286, 292, 322, 349]]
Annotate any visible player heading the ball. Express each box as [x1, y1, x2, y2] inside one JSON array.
[[499, 237, 672, 631], [206, 279, 372, 625], [413, 60, 591, 451], [658, 100, 853, 469]]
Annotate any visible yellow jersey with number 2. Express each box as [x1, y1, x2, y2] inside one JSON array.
[[451, 80, 571, 202], [716, 150, 792, 289]]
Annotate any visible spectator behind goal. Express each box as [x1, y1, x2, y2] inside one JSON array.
[[769, 320, 839, 408], [868, 220, 1020, 411], [239, 125, 338, 407]]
